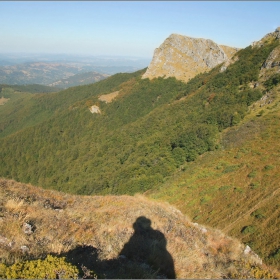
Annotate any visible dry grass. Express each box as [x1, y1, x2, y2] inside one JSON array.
[[0, 178, 275, 278]]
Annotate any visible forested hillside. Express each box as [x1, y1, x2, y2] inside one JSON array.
[[0, 39, 278, 195]]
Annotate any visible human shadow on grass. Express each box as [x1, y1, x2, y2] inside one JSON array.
[[62, 216, 176, 279]]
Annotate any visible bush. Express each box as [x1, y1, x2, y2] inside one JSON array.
[[241, 225, 256, 234], [264, 73, 280, 90], [248, 171, 257, 178], [1, 255, 79, 279], [263, 165, 274, 171]]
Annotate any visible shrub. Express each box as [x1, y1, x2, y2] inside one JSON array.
[[248, 171, 257, 178], [264, 73, 280, 90], [241, 225, 256, 234], [1, 255, 79, 279], [251, 209, 265, 219], [263, 165, 274, 171]]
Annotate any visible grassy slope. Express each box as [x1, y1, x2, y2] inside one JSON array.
[[0, 178, 277, 279], [149, 83, 280, 267]]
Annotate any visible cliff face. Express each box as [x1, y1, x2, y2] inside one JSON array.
[[142, 34, 239, 82]]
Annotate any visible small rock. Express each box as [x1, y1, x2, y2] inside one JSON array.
[[23, 222, 33, 234], [21, 245, 29, 253], [89, 105, 101, 114], [244, 245, 251, 254]]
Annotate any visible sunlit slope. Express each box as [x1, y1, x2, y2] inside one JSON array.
[[149, 82, 280, 267]]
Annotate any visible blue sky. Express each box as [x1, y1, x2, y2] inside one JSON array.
[[1, 1, 280, 58]]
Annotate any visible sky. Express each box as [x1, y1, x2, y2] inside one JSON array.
[[1, 1, 280, 59]]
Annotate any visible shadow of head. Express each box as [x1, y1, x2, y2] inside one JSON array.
[[133, 216, 152, 232]]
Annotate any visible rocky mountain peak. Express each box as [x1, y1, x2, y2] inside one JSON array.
[[142, 33, 238, 82]]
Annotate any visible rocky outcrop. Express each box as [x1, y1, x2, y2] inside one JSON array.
[[142, 33, 238, 82], [89, 105, 101, 114], [261, 45, 280, 70], [252, 27, 280, 48]]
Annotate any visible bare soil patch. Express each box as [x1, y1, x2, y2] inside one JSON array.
[[98, 91, 119, 103]]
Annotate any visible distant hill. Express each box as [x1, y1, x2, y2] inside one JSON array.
[[48, 71, 110, 89], [0, 83, 62, 94], [0, 178, 277, 279], [0, 27, 280, 273], [0, 55, 150, 87], [0, 62, 106, 86]]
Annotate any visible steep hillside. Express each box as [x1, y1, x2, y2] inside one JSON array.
[[0, 71, 142, 138], [0, 178, 277, 279], [1, 31, 278, 195], [142, 33, 238, 82], [149, 29, 280, 268]]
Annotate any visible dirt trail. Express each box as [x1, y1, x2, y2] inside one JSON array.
[[223, 187, 280, 233]]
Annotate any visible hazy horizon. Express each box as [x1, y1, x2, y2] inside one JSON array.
[[1, 1, 280, 58]]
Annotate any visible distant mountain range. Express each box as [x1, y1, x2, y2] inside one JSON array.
[[0, 54, 150, 88]]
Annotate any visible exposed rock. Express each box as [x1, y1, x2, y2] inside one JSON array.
[[89, 105, 101, 114], [142, 33, 238, 82], [22, 222, 34, 234], [244, 245, 252, 254], [20, 245, 29, 253], [244, 245, 262, 265], [261, 45, 280, 70]]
